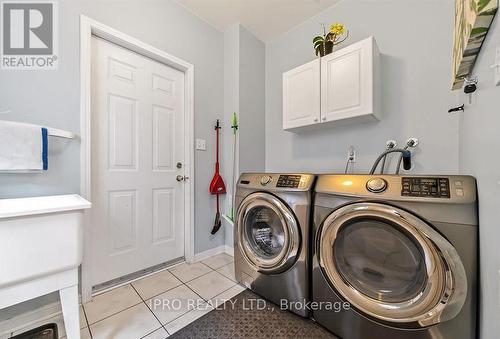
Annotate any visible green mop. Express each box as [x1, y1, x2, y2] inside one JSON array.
[[222, 113, 238, 224]]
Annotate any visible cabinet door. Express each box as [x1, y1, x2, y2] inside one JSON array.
[[321, 37, 376, 123], [282, 59, 320, 130]]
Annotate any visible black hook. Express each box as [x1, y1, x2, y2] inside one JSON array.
[[448, 105, 464, 113], [215, 119, 221, 130]]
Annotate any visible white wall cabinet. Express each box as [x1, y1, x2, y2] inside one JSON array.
[[283, 36, 380, 131], [282, 59, 320, 130]]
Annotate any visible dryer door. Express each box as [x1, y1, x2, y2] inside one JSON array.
[[237, 192, 301, 274], [318, 202, 467, 329]]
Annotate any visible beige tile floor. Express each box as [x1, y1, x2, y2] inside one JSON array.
[[77, 253, 244, 339]]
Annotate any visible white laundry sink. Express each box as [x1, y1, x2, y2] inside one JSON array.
[[0, 194, 91, 339], [0, 194, 91, 289]]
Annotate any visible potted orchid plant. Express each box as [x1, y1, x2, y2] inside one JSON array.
[[313, 23, 349, 57]]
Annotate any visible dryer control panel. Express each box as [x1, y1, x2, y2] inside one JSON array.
[[401, 177, 450, 198], [237, 173, 315, 191], [276, 175, 302, 188]]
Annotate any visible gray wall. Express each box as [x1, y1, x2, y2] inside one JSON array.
[[222, 24, 239, 249], [458, 15, 500, 339], [221, 24, 266, 250], [0, 0, 225, 254], [265, 0, 459, 175], [238, 26, 266, 173]]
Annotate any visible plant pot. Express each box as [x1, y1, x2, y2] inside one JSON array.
[[317, 41, 334, 57]]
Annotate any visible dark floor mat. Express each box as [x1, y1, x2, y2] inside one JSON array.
[[169, 290, 338, 339]]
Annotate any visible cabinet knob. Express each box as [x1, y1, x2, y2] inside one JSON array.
[[322, 117, 327, 121], [313, 118, 319, 122]]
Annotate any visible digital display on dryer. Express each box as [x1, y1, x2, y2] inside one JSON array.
[[401, 177, 450, 198], [276, 175, 301, 188]]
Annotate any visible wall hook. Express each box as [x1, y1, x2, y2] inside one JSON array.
[[464, 76, 478, 94], [448, 104, 464, 114]]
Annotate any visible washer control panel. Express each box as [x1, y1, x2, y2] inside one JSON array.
[[401, 177, 450, 198], [276, 175, 302, 188]]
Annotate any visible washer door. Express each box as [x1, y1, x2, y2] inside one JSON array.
[[237, 192, 301, 274], [318, 202, 467, 329]]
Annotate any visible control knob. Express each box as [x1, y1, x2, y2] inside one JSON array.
[[366, 178, 388, 193], [260, 175, 272, 186]]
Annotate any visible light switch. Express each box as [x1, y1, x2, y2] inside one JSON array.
[[195, 138, 206, 151]]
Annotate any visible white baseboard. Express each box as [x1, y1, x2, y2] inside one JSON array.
[[193, 245, 225, 262], [224, 245, 234, 257], [193, 244, 234, 262]]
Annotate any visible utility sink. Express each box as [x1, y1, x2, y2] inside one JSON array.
[[0, 194, 91, 339]]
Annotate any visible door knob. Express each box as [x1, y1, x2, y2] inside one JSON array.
[[176, 175, 185, 182]]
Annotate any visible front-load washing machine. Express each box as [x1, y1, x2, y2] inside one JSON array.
[[234, 173, 315, 317], [312, 174, 477, 339]]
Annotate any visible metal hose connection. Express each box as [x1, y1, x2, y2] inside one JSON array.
[[370, 148, 411, 175]]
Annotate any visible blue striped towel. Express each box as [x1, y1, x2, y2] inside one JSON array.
[[0, 121, 48, 172]]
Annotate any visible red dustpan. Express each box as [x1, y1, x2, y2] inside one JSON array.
[[209, 119, 226, 194], [210, 174, 226, 194], [210, 119, 225, 234]]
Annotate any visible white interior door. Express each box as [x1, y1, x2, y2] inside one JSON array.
[[90, 36, 185, 287]]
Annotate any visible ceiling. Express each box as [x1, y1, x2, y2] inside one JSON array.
[[174, 0, 341, 42]]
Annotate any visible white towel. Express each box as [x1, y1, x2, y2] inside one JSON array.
[[0, 121, 48, 172]]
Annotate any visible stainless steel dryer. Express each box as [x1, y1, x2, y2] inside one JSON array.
[[312, 174, 477, 339], [234, 173, 315, 317]]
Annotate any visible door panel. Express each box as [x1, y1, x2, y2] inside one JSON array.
[[152, 105, 174, 171], [109, 57, 136, 83], [152, 73, 174, 94], [91, 36, 185, 286], [321, 37, 373, 123], [325, 51, 361, 112], [108, 94, 137, 170], [108, 190, 137, 254], [152, 188, 175, 244], [282, 59, 320, 129]]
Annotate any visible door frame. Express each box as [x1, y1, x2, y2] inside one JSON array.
[[79, 15, 195, 302]]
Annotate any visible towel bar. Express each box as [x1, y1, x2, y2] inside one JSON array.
[[0, 121, 75, 139], [47, 127, 75, 139]]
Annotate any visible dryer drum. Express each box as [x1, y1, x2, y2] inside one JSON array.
[[318, 202, 468, 329], [333, 217, 428, 304], [251, 222, 285, 257], [237, 192, 301, 274]]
